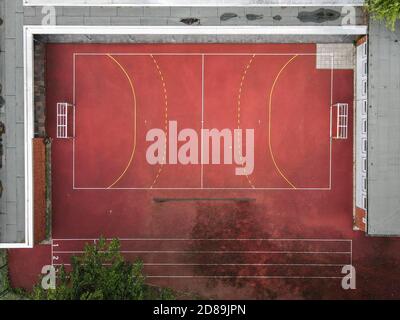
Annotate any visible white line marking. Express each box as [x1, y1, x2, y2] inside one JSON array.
[[53, 263, 346, 267], [146, 276, 343, 279], [330, 53, 334, 189], [49, 265, 346, 280], [350, 239, 353, 279], [201, 54, 204, 189], [51, 239, 53, 266], [72, 53, 76, 189], [50, 238, 352, 280], [144, 263, 346, 266], [52, 238, 352, 242], [75, 53, 339, 57], [53, 250, 351, 254], [72, 187, 332, 190], [72, 52, 334, 191]]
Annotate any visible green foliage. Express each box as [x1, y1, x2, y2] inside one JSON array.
[[367, 0, 400, 31], [32, 238, 175, 300], [0, 249, 11, 298], [0, 250, 26, 300]]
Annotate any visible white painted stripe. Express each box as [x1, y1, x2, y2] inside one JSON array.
[[72, 187, 332, 190], [53, 250, 351, 254], [24, 25, 368, 36], [330, 53, 334, 189], [146, 275, 344, 279], [53, 263, 348, 266], [201, 54, 205, 189], [23, 0, 366, 7], [72, 52, 333, 190], [53, 238, 352, 241], [75, 53, 339, 56]]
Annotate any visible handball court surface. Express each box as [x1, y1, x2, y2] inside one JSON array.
[[8, 44, 400, 299]]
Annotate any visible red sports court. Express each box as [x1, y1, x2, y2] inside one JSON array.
[[8, 43, 400, 299]]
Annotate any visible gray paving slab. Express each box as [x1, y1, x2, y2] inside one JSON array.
[[117, 7, 144, 17], [144, 6, 171, 17], [0, 0, 25, 243], [63, 7, 90, 16]]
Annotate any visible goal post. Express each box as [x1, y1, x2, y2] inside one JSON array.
[[56, 102, 75, 139], [332, 103, 349, 140]]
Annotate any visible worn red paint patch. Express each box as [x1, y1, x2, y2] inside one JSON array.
[[8, 245, 51, 291]]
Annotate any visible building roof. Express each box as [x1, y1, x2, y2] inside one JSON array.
[[368, 20, 400, 235]]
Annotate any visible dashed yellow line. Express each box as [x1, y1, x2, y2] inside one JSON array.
[[268, 55, 298, 189], [237, 54, 256, 189], [106, 54, 137, 189], [149, 55, 168, 189]]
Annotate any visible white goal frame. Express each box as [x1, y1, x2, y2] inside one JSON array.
[[56, 102, 75, 139], [333, 103, 349, 139]]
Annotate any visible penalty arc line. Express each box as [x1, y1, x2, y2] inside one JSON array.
[[106, 54, 137, 189], [268, 55, 299, 189]]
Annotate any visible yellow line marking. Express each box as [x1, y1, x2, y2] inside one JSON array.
[[268, 55, 298, 189], [106, 54, 137, 189], [237, 54, 256, 189], [149, 55, 168, 189]]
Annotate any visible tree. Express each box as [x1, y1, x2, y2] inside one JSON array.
[[367, 0, 400, 31], [32, 238, 174, 300]]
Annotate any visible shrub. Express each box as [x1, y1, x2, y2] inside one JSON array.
[[367, 0, 400, 31], [32, 238, 174, 300], [0, 250, 10, 298]]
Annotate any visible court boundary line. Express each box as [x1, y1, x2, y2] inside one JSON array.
[[74, 53, 340, 56], [53, 263, 348, 267], [146, 276, 344, 279], [201, 54, 205, 189], [72, 52, 334, 191], [52, 250, 351, 254]]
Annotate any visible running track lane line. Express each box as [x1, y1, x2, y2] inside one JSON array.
[[106, 54, 137, 189], [268, 55, 298, 189]]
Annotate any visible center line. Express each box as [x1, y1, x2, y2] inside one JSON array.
[[201, 54, 205, 189]]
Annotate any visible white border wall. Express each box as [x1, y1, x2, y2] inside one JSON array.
[[0, 24, 367, 248], [23, 0, 366, 7]]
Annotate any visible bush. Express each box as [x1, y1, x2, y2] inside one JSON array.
[[32, 238, 175, 300], [367, 0, 400, 31], [0, 250, 10, 298]]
